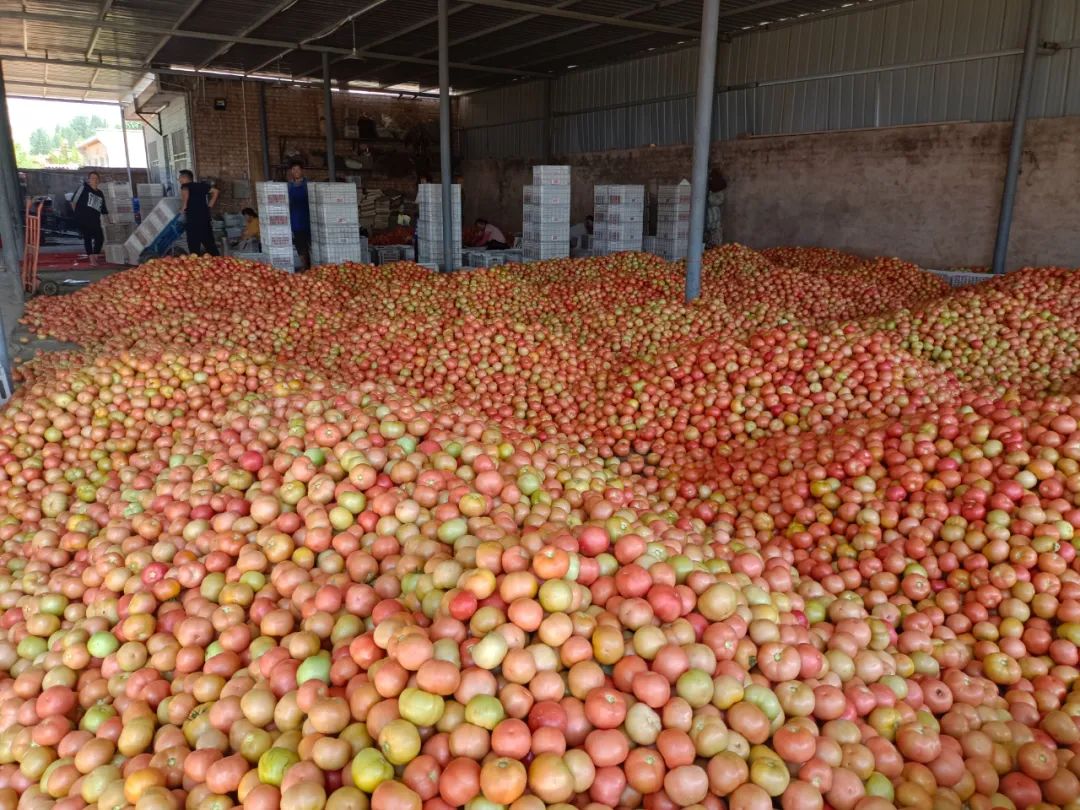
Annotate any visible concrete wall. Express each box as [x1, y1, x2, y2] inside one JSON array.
[[460, 116, 1080, 270]]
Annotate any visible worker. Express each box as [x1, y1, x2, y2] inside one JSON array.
[[179, 170, 219, 256], [570, 214, 594, 249], [71, 170, 107, 258], [706, 169, 727, 248], [234, 207, 260, 252], [287, 160, 311, 270], [472, 218, 509, 250]]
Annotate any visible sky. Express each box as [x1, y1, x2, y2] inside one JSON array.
[[8, 98, 123, 148]]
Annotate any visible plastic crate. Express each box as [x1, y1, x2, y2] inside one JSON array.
[[595, 185, 645, 206], [595, 207, 643, 225], [103, 244, 130, 265], [532, 165, 571, 186], [928, 269, 994, 287], [262, 231, 295, 250], [310, 203, 358, 226], [373, 245, 405, 264], [312, 224, 362, 244], [310, 183, 358, 205], [522, 240, 568, 261], [657, 182, 692, 204], [656, 223, 691, 239], [259, 210, 291, 229], [523, 222, 568, 243], [312, 243, 369, 265], [523, 185, 571, 205], [137, 183, 164, 197], [256, 183, 289, 207], [103, 222, 135, 242], [523, 204, 570, 225], [594, 223, 642, 242]]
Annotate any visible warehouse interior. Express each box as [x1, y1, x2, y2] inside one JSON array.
[[0, 0, 1077, 278], [0, 3, 1078, 809]]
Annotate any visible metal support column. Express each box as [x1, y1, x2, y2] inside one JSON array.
[[0, 71, 17, 394], [0, 64, 23, 256], [322, 52, 337, 181], [119, 109, 134, 194], [684, 0, 720, 302], [259, 82, 272, 180], [542, 78, 554, 162], [992, 0, 1043, 275], [438, 0, 455, 271]]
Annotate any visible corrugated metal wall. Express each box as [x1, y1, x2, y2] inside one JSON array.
[[458, 0, 1080, 158]]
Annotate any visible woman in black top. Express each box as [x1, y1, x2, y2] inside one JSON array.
[[71, 171, 108, 256]]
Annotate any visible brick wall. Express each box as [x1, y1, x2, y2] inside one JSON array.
[[179, 77, 442, 213], [459, 116, 1080, 271]]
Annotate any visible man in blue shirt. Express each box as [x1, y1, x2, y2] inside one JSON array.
[[287, 160, 311, 270]]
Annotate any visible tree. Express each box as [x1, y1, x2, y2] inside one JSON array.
[[14, 142, 42, 169], [29, 128, 51, 155]]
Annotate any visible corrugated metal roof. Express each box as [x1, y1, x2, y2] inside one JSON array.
[[1, 0, 893, 100], [458, 0, 1080, 158]]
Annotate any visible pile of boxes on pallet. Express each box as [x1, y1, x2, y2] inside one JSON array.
[[593, 185, 644, 255], [255, 182, 297, 271], [309, 183, 369, 265], [522, 165, 570, 262], [360, 189, 401, 233], [137, 184, 165, 222], [101, 182, 136, 264], [654, 180, 691, 260], [417, 184, 462, 270], [121, 198, 184, 266]]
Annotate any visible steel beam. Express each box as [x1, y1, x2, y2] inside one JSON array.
[[119, 106, 134, 194], [85, 0, 116, 59], [337, 0, 583, 84], [5, 78, 133, 94], [684, 0, 719, 302], [438, 0, 455, 272], [463, 0, 695, 34], [992, 0, 1044, 275], [471, 0, 689, 63], [245, 0, 398, 74], [259, 82, 271, 179], [293, 7, 470, 79], [142, 0, 210, 67], [0, 10, 546, 78], [322, 52, 336, 180], [196, 0, 301, 69]]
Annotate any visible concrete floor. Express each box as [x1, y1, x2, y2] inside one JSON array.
[[4, 235, 131, 384]]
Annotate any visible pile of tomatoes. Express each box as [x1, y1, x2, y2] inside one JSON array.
[[2, 246, 1079, 810]]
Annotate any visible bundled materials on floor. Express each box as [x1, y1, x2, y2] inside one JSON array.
[[417, 184, 462, 270], [522, 166, 570, 262], [308, 183, 368, 265], [593, 185, 644, 255], [255, 183, 296, 271], [653, 180, 691, 261], [360, 189, 403, 232]]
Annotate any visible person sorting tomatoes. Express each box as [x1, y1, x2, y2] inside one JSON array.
[[470, 218, 509, 250]]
